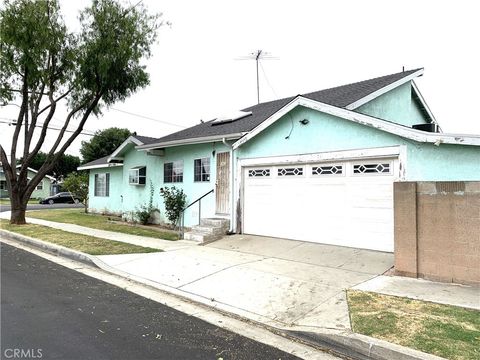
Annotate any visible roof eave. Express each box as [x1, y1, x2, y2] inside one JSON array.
[[345, 68, 424, 110], [232, 96, 480, 149], [136, 133, 246, 150], [107, 136, 145, 162], [77, 163, 124, 171]]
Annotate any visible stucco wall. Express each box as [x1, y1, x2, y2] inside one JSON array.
[[394, 181, 480, 285], [30, 177, 52, 199], [0, 169, 53, 199], [236, 106, 480, 181], [88, 142, 229, 226], [356, 82, 427, 127]]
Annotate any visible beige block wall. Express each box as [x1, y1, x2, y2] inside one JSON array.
[[394, 181, 480, 286]]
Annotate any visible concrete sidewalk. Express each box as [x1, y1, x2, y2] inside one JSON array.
[[0, 211, 195, 251], [2, 213, 479, 359]]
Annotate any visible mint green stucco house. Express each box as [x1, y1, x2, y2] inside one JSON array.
[[79, 69, 480, 252], [0, 165, 56, 199]]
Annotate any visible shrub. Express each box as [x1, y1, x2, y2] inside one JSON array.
[[135, 181, 157, 225], [160, 186, 186, 227]]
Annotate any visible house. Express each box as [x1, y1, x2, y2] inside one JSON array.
[[0, 165, 57, 199], [79, 68, 480, 253]]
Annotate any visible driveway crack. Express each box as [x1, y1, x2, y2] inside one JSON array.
[[177, 257, 268, 289]]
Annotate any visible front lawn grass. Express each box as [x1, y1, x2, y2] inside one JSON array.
[[347, 290, 480, 360], [0, 220, 160, 255], [26, 209, 179, 241]]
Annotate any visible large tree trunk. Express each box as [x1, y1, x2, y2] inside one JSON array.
[[10, 189, 27, 224]]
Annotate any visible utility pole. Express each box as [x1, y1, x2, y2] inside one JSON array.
[[236, 50, 277, 104]]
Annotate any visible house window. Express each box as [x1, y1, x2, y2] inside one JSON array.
[[129, 166, 147, 185], [164, 161, 183, 183], [0, 180, 6, 190], [248, 169, 270, 177], [36, 182, 43, 190], [353, 163, 391, 174], [277, 167, 303, 176], [94, 173, 110, 197], [194, 158, 210, 182], [312, 165, 343, 175]]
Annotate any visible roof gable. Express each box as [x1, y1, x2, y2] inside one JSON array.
[[232, 96, 480, 149], [139, 69, 424, 150]]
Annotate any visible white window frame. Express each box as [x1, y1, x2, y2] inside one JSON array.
[[94, 173, 110, 197], [129, 166, 147, 185], [351, 162, 393, 176], [36, 181, 43, 190], [164, 160, 183, 183], [194, 158, 210, 182]]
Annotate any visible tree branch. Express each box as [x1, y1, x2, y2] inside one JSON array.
[[25, 93, 102, 197], [10, 69, 29, 180], [37, 88, 71, 116]]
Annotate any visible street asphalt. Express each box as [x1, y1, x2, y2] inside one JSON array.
[[1, 243, 301, 360]]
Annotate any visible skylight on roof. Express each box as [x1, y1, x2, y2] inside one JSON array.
[[212, 110, 252, 125]]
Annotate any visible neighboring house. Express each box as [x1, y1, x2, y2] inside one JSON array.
[[0, 165, 57, 199], [79, 68, 480, 252]]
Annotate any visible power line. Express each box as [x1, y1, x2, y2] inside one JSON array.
[[110, 107, 186, 128], [0, 119, 95, 136]]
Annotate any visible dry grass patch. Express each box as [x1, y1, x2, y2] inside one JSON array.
[[0, 220, 160, 255], [347, 290, 480, 360]]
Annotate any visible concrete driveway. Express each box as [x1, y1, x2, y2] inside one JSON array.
[[97, 235, 394, 330]]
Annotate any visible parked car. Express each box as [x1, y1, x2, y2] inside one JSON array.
[[39, 192, 81, 205]]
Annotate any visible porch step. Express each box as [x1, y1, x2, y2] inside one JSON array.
[[183, 232, 222, 243], [200, 218, 230, 229], [184, 218, 230, 244], [191, 225, 225, 236]]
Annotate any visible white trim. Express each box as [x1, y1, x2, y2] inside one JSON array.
[[232, 96, 480, 149], [15, 165, 56, 181], [77, 163, 124, 171], [237, 146, 402, 168], [411, 80, 438, 126], [136, 133, 246, 150], [345, 69, 424, 110], [107, 136, 144, 162]]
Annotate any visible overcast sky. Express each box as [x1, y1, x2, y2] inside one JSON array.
[[1, 0, 479, 160]]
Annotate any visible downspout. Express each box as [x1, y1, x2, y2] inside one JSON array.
[[222, 137, 235, 233]]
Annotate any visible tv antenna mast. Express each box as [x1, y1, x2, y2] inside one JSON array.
[[236, 50, 278, 104]]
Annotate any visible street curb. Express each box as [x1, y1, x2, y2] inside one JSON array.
[[0, 229, 445, 360], [0, 229, 98, 267], [286, 329, 445, 360]]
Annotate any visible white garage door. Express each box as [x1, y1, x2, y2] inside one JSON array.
[[243, 158, 397, 252]]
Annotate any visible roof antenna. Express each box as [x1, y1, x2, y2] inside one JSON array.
[[236, 50, 278, 104]]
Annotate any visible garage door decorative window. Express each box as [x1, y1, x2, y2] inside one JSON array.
[[248, 169, 270, 177], [312, 165, 343, 175], [278, 167, 303, 176], [353, 163, 390, 174]]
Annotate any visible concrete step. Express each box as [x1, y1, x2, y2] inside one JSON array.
[[183, 231, 222, 243], [200, 218, 230, 229], [191, 225, 225, 236]]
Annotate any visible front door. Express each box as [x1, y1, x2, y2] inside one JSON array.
[[215, 152, 230, 214]]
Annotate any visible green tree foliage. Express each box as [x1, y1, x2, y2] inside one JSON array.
[[80, 127, 132, 164], [18, 152, 81, 179], [63, 172, 89, 213], [0, 0, 161, 224]]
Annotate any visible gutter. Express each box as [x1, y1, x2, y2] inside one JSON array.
[[222, 137, 235, 233], [136, 133, 246, 151]]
